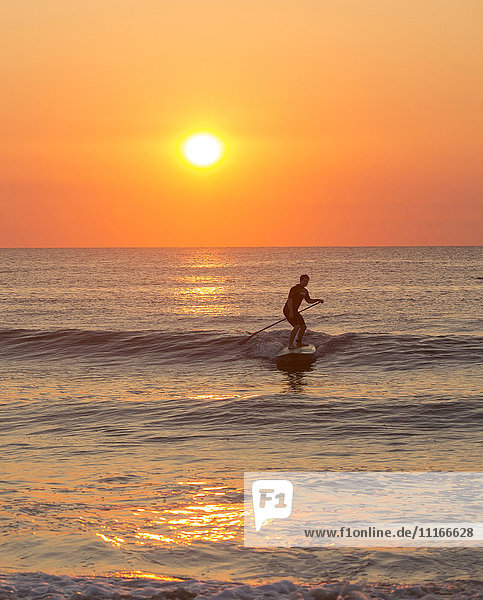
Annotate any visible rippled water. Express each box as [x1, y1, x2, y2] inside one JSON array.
[[0, 247, 481, 583]]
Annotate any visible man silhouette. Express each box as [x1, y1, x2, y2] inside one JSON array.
[[283, 275, 323, 349]]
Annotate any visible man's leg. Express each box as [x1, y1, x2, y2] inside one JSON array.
[[296, 316, 308, 345], [288, 325, 300, 349]]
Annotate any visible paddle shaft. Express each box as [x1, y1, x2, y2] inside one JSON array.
[[239, 301, 321, 345]]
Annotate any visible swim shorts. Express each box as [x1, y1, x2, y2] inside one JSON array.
[[283, 308, 305, 328]]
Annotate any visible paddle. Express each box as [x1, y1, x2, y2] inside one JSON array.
[[238, 301, 323, 345]]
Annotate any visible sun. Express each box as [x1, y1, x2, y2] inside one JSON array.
[[181, 133, 224, 168]]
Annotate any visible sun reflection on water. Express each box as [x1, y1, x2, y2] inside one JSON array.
[[171, 249, 233, 315], [106, 571, 183, 581], [180, 249, 232, 270], [174, 281, 230, 315], [187, 394, 257, 401], [136, 500, 243, 545], [93, 483, 243, 552], [95, 533, 125, 547]]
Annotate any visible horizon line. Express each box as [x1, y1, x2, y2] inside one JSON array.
[[0, 245, 482, 250]]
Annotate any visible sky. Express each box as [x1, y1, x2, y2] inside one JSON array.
[[1, 0, 482, 246]]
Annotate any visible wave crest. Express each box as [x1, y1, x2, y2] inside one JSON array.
[[0, 328, 480, 367]]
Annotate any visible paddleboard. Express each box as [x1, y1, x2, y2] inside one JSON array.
[[276, 344, 316, 359]]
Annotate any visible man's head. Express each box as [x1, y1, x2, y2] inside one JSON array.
[[300, 274, 310, 287]]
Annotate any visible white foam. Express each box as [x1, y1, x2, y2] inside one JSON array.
[[0, 573, 480, 600], [245, 329, 287, 359]]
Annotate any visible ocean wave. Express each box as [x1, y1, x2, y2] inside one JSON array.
[[243, 330, 483, 369], [0, 328, 481, 368], [0, 328, 239, 363]]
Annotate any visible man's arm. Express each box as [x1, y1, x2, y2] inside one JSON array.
[[304, 290, 324, 304], [286, 297, 294, 317]]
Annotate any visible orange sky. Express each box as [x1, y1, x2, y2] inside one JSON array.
[[1, 0, 482, 246]]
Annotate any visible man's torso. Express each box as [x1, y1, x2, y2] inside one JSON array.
[[284, 284, 308, 312]]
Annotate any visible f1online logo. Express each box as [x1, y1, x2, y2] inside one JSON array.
[[252, 479, 293, 531]]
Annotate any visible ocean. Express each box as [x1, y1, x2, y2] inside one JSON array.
[[0, 247, 482, 597]]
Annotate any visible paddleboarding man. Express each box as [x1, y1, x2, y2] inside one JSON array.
[[283, 275, 323, 349]]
